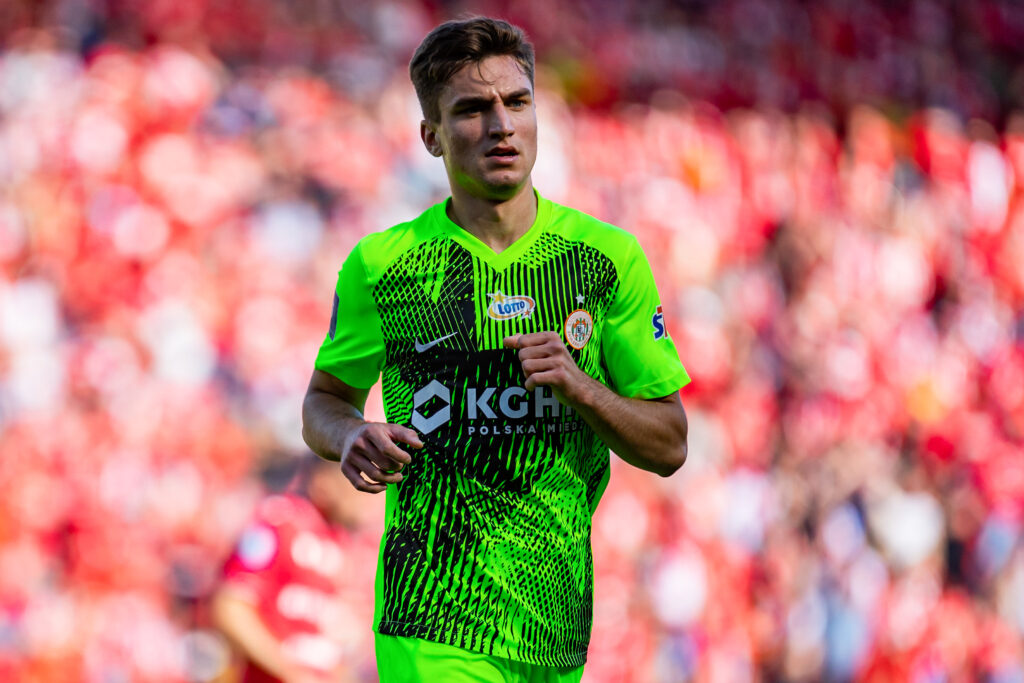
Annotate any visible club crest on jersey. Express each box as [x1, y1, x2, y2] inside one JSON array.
[[564, 309, 593, 350], [487, 291, 536, 321], [652, 304, 667, 340]]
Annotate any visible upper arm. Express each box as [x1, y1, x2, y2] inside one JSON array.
[[602, 237, 690, 398], [645, 392, 688, 472], [305, 369, 371, 415], [647, 392, 687, 430], [313, 243, 386, 389]]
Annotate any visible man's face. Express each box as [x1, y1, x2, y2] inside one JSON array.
[[422, 55, 538, 201]]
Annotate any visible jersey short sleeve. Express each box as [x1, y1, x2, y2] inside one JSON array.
[[314, 241, 386, 389], [602, 237, 690, 398]]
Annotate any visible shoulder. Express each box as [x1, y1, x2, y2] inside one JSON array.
[[229, 495, 297, 570], [353, 202, 446, 275], [543, 198, 642, 263], [255, 494, 301, 529], [251, 494, 328, 538]]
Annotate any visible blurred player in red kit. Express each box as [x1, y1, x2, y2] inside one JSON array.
[[212, 456, 379, 683]]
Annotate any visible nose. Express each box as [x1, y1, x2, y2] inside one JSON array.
[[488, 103, 514, 138]]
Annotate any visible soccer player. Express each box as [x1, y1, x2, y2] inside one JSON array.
[[302, 16, 690, 682], [212, 456, 377, 683]]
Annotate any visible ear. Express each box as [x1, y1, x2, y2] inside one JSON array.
[[420, 120, 443, 157]]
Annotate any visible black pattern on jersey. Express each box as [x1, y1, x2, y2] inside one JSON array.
[[370, 232, 620, 667]]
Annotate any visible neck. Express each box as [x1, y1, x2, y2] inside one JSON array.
[[446, 181, 537, 253]]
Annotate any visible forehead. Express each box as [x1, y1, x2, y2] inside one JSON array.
[[438, 55, 533, 107]]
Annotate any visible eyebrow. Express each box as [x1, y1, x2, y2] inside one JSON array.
[[450, 89, 533, 110]]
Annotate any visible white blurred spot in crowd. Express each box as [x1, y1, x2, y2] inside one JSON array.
[[967, 137, 1010, 234], [649, 546, 708, 628], [868, 488, 944, 570], [252, 200, 324, 264], [137, 299, 216, 385], [71, 107, 129, 176]]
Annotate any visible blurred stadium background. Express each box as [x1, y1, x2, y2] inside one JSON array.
[[2, 0, 1024, 681]]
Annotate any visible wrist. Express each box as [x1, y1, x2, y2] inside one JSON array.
[[562, 370, 599, 410]]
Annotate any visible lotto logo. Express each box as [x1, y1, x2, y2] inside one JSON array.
[[652, 305, 666, 340], [487, 291, 535, 321]]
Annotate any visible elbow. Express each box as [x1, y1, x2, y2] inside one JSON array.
[[300, 425, 312, 453], [300, 392, 317, 451], [656, 441, 687, 477], [300, 414, 311, 451], [656, 409, 688, 477]]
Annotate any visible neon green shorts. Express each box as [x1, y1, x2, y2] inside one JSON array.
[[374, 634, 586, 683]]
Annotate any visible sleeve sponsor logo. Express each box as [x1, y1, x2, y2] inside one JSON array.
[[328, 292, 339, 341], [652, 305, 667, 340], [487, 291, 535, 320], [238, 524, 277, 570], [564, 309, 593, 350]]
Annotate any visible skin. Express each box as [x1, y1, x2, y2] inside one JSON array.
[[501, 332, 687, 477], [211, 588, 330, 683], [302, 53, 688, 492], [420, 54, 539, 252]]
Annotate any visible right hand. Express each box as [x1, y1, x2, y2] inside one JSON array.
[[340, 422, 423, 493]]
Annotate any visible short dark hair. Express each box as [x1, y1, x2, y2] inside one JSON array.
[[409, 17, 535, 123]]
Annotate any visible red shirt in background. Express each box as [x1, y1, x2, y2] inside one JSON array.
[[222, 494, 356, 683]]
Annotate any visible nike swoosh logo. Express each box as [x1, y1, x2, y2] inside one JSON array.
[[414, 332, 457, 353]]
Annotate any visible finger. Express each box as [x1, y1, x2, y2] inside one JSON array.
[[517, 342, 565, 361], [386, 424, 424, 449], [523, 369, 567, 392], [521, 357, 559, 377], [345, 456, 396, 490], [502, 335, 520, 350], [509, 332, 549, 349], [341, 461, 387, 493], [349, 452, 405, 484], [365, 430, 414, 466]]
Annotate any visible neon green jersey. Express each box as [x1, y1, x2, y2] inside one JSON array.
[[315, 194, 689, 667]]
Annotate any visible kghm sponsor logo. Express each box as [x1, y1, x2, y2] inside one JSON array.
[[411, 380, 582, 435], [487, 291, 535, 320]]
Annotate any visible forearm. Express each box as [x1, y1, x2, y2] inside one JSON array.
[[212, 589, 303, 681], [565, 375, 688, 477], [301, 370, 422, 493], [301, 388, 366, 462]]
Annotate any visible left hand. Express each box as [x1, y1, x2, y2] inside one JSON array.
[[503, 332, 590, 401]]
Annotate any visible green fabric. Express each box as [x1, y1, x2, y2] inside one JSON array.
[[375, 634, 585, 683], [315, 193, 689, 667]]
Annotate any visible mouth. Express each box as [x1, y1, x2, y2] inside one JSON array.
[[485, 146, 519, 162]]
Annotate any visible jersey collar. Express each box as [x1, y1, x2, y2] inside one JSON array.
[[431, 190, 552, 271]]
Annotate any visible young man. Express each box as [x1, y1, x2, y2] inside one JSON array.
[[212, 456, 378, 683], [302, 17, 690, 682]]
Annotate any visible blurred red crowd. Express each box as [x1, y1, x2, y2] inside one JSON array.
[[5, 0, 1024, 120], [1, 1, 1024, 682]]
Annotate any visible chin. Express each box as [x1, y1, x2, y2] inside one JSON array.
[[454, 167, 531, 201], [478, 183, 525, 202], [484, 173, 529, 195]]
